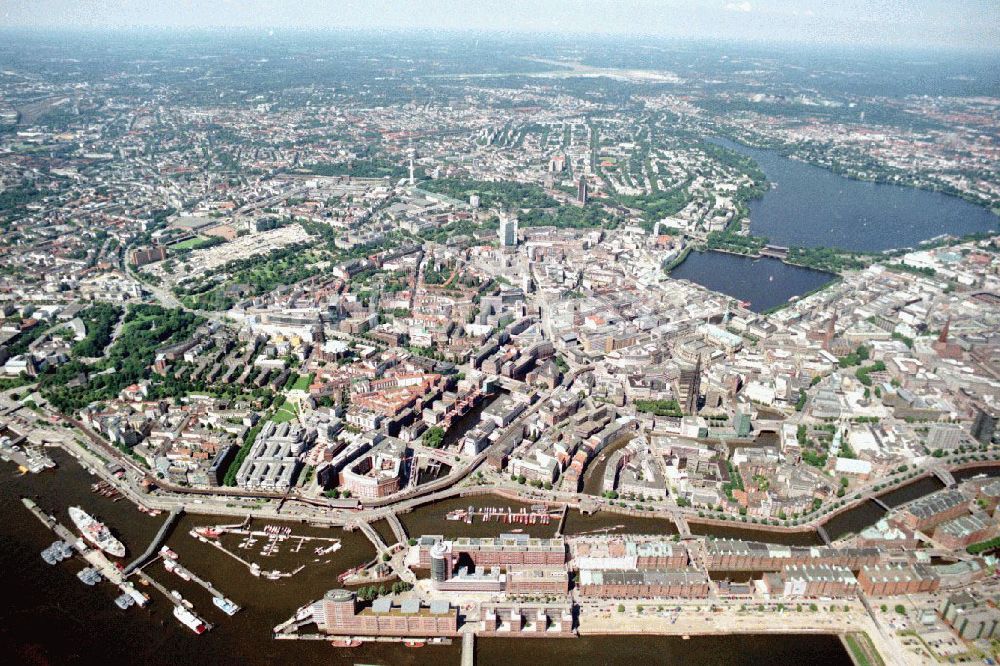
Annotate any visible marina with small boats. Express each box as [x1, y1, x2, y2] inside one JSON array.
[[445, 504, 562, 525], [18, 494, 247, 636], [189, 519, 343, 580]]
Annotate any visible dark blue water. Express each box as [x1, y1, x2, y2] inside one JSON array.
[[670, 250, 834, 313], [712, 137, 999, 252]]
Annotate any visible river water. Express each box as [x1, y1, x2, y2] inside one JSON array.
[[0, 448, 857, 665], [669, 250, 835, 313], [711, 137, 999, 252]]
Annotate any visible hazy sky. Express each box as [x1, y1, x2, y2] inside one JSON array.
[[2, 0, 998, 51]]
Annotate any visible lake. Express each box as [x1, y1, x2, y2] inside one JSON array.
[[711, 137, 999, 252], [670, 250, 835, 312]]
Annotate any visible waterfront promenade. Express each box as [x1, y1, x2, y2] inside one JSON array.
[[577, 602, 912, 665]]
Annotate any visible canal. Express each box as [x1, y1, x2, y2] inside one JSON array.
[[822, 476, 945, 541], [710, 136, 999, 252], [581, 437, 631, 497]]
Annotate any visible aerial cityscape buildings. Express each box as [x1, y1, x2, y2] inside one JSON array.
[[0, 15, 998, 666]]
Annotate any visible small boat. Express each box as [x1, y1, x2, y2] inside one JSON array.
[[170, 590, 193, 609], [404, 641, 426, 648], [212, 597, 240, 616], [173, 605, 209, 634], [164, 559, 191, 581], [337, 566, 362, 583], [114, 594, 135, 610], [159, 545, 178, 560], [76, 567, 101, 586], [331, 639, 361, 648]]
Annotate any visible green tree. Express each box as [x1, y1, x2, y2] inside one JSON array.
[[422, 426, 445, 449]]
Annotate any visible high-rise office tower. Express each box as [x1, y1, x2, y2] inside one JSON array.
[[971, 405, 997, 445], [498, 210, 519, 247]]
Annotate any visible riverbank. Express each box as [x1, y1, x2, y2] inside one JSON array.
[[0, 442, 861, 666], [53, 430, 1000, 550], [576, 603, 882, 663]]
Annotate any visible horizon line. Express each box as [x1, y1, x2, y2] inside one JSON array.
[[0, 26, 998, 56]]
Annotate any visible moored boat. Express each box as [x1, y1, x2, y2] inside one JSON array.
[[173, 605, 209, 634], [164, 558, 191, 581], [212, 597, 240, 616], [68, 506, 125, 558]]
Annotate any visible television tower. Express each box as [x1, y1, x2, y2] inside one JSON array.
[[407, 137, 415, 186]]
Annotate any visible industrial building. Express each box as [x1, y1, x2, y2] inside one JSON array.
[[234, 421, 314, 490], [704, 539, 880, 571], [760, 564, 858, 598], [572, 537, 689, 570], [940, 593, 1000, 641], [479, 601, 574, 636], [932, 512, 998, 550], [856, 562, 940, 596], [577, 569, 710, 599], [425, 534, 570, 595], [890, 489, 970, 532], [312, 589, 458, 637], [418, 533, 566, 569]]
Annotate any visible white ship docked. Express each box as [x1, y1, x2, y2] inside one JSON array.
[[173, 605, 210, 634], [68, 506, 125, 558]]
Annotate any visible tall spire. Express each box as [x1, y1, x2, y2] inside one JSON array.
[[823, 314, 837, 351], [938, 316, 951, 344]]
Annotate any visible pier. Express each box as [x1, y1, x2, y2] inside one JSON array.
[[163, 557, 227, 602], [133, 568, 175, 603], [461, 628, 475, 666], [188, 521, 336, 579], [0, 439, 56, 472], [446, 505, 561, 525], [20, 498, 149, 607], [133, 568, 213, 632], [196, 530, 258, 568], [191, 528, 305, 579], [124, 505, 183, 575]]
